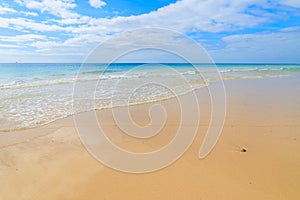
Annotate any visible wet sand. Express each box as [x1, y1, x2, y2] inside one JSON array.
[[0, 75, 300, 200]]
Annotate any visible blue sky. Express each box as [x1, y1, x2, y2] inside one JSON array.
[[0, 0, 299, 63]]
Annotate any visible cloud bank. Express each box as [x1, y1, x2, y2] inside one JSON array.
[[0, 0, 299, 62]]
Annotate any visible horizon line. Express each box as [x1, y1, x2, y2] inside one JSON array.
[[0, 62, 300, 65]]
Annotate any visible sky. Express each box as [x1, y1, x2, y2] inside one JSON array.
[[0, 0, 300, 63]]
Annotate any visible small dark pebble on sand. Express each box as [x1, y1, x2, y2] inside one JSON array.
[[241, 148, 247, 152]]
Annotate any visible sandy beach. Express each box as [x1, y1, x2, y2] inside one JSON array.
[[0, 74, 300, 200]]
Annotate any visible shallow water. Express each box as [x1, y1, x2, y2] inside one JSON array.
[[0, 63, 299, 132]]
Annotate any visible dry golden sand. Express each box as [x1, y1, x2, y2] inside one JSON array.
[[0, 75, 300, 200]]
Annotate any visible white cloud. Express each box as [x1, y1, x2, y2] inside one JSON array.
[[11, 0, 282, 34], [1, 3, 37, 16], [62, 0, 271, 35], [8, 0, 300, 35], [17, 0, 78, 18], [20, 11, 38, 16], [279, 0, 300, 8], [2, 0, 300, 62], [0, 48, 84, 62], [30, 33, 107, 55], [0, 34, 47, 43], [14, 0, 24, 5], [53, 15, 92, 25], [89, 0, 106, 9], [0, 16, 64, 32], [0, 44, 24, 48], [210, 27, 300, 63], [0, 18, 9, 28], [0, 5, 17, 14]]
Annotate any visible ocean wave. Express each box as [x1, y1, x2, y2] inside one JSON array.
[[1, 64, 300, 132], [49, 73, 67, 77], [0, 79, 75, 90], [218, 66, 300, 73], [81, 69, 121, 75]]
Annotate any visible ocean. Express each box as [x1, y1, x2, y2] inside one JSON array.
[[0, 63, 299, 132]]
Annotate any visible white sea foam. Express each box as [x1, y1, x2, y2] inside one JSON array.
[[0, 63, 299, 132]]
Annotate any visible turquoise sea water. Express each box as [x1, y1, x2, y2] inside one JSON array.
[[0, 63, 300, 132]]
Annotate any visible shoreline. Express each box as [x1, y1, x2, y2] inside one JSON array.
[[0, 74, 296, 134]]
